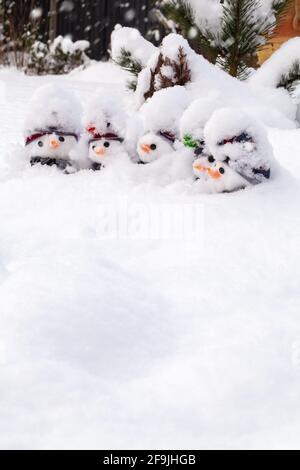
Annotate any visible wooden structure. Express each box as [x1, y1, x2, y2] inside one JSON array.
[[259, 0, 300, 63]]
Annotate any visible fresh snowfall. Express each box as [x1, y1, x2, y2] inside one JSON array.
[[0, 31, 300, 450]]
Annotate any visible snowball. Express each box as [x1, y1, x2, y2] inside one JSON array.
[[23, 83, 83, 138]]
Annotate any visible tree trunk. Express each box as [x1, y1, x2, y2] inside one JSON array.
[[49, 0, 58, 41]]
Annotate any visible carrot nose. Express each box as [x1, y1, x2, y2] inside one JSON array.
[[193, 163, 208, 172], [94, 147, 106, 156], [50, 139, 60, 149], [193, 162, 222, 180], [207, 168, 222, 180], [140, 143, 151, 153]]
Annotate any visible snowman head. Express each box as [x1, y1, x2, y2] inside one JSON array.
[[137, 133, 174, 164], [88, 137, 123, 164], [26, 130, 78, 160], [193, 157, 248, 193]]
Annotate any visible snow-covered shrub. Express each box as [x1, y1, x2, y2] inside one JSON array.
[[48, 36, 90, 75], [26, 36, 90, 75], [135, 33, 193, 105], [111, 26, 157, 91]]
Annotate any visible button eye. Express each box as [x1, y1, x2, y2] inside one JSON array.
[[150, 144, 157, 151], [219, 167, 225, 175], [59, 136, 65, 143], [38, 141, 43, 147], [208, 155, 215, 163], [107, 122, 111, 128], [104, 141, 110, 148]]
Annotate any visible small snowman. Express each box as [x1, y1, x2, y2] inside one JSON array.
[[193, 156, 249, 194], [76, 92, 128, 170], [204, 108, 273, 185], [138, 86, 190, 164], [137, 131, 175, 164], [24, 84, 82, 172], [180, 96, 222, 179]]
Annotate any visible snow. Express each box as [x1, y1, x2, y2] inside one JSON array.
[[140, 86, 190, 137], [111, 26, 157, 67], [134, 32, 297, 128], [204, 107, 274, 184], [180, 94, 222, 141], [23, 83, 83, 139], [188, 0, 278, 37], [249, 37, 300, 89], [50, 36, 90, 55], [0, 62, 300, 450]]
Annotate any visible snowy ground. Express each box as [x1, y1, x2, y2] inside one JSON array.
[[0, 63, 300, 450]]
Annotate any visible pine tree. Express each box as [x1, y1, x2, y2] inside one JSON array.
[[114, 48, 143, 91], [153, 0, 292, 79]]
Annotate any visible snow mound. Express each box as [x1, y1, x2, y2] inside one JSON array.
[[249, 37, 300, 89], [111, 25, 157, 67]]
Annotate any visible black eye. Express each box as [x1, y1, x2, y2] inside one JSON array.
[[219, 167, 225, 174], [92, 144, 96, 150], [208, 155, 215, 163], [150, 144, 157, 151], [104, 141, 110, 148], [38, 141, 43, 147], [59, 136, 65, 142], [107, 122, 111, 128]]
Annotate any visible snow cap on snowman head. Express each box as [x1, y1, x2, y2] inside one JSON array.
[[140, 86, 190, 142], [24, 83, 83, 146], [204, 107, 273, 184], [180, 95, 222, 157], [83, 90, 126, 144]]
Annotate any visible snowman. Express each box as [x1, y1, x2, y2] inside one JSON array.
[[137, 131, 175, 164], [87, 133, 125, 170], [24, 84, 82, 172], [193, 156, 249, 193], [76, 92, 128, 170], [204, 108, 273, 185], [180, 96, 222, 179], [138, 86, 190, 164]]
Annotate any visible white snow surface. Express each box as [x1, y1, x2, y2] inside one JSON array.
[[0, 64, 300, 450]]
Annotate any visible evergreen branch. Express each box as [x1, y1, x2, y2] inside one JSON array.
[[157, 0, 218, 63], [277, 60, 300, 93], [114, 48, 143, 91]]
